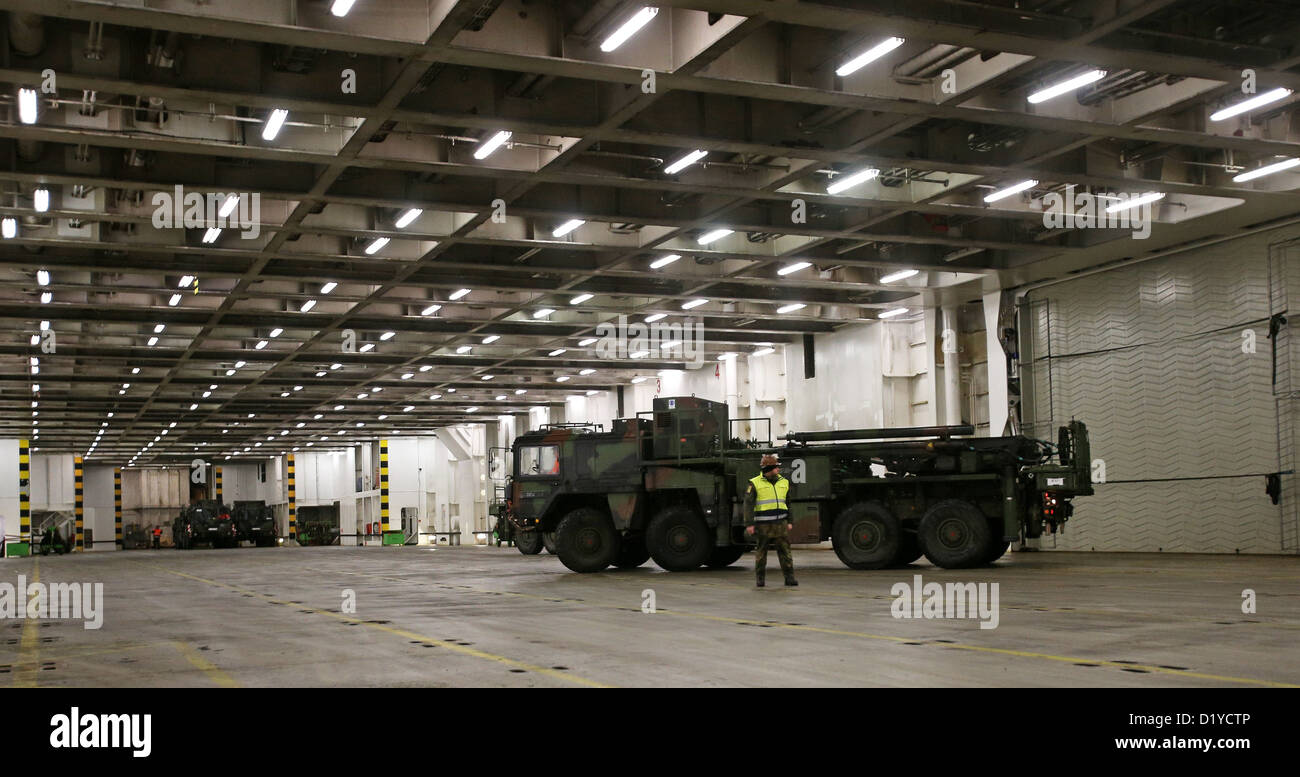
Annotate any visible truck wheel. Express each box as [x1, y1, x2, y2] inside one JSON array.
[[646, 506, 712, 571], [982, 523, 1010, 565], [555, 508, 620, 573], [515, 530, 544, 555], [892, 530, 924, 566], [542, 532, 558, 555], [612, 534, 651, 569], [705, 545, 746, 568], [832, 502, 899, 570], [918, 500, 991, 569]]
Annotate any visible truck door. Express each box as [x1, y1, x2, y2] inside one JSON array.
[[514, 444, 562, 520]]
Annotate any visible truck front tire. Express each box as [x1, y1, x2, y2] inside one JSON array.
[[646, 506, 712, 571], [542, 531, 558, 554], [515, 530, 544, 555], [555, 508, 620, 573], [832, 502, 900, 569], [918, 500, 991, 569]]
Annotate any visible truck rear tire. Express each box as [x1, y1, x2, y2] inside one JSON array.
[[705, 545, 746, 568], [831, 502, 899, 569], [982, 523, 1010, 565], [555, 508, 620, 573], [918, 500, 991, 569], [612, 534, 651, 568], [515, 530, 544, 555], [646, 506, 712, 571], [542, 532, 557, 554]]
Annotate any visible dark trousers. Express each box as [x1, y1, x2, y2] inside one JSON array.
[[754, 521, 794, 577]]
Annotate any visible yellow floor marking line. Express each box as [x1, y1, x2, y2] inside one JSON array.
[[11, 560, 40, 688], [173, 641, 239, 688], [137, 562, 610, 688], [300, 565, 1298, 688]]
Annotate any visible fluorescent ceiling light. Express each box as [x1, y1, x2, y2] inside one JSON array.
[[650, 254, 680, 269], [465, 407, 478, 413], [219, 195, 240, 219], [147, 337, 158, 346], [660, 340, 681, 349], [483, 335, 500, 344], [836, 37, 905, 77], [330, 0, 356, 16], [664, 149, 707, 175], [827, 167, 880, 195], [202, 227, 221, 243], [168, 294, 181, 306], [235, 361, 246, 368], [262, 108, 289, 140], [533, 308, 554, 318], [601, 6, 657, 52], [178, 275, 194, 288], [697, 228, 733, 245], [570, 293, 593, 305], [18, 88, 37, 124], [1028, 70, 1106, 104], [777, 303, 806, 314], [630, 350, 649, 359], [579, 369, 596, 375], [34, 188, 48, 212], [301, 299, 316, 312], [984, 179, 1038, 203], [1233, 157, 1300, 182], [419, 365, 432, 372], [682, 298, 707, 309], [474, 130, 512, 160], [36, 269, 49, 285], [450, 288, 471, 300], [421, 304, 441, 316], [269, 328, 283, 338], [395, 208, 422, 228], [481, 375, 494, 381], [379, 331, 395, 341], [456, 345, 472, 354], [1211, 88, 1293, 122], [879, 307, 909, 318], [645, 313, 666, 323], [1104, 192, 1165, 213], [2, 218, 15, 239], [578, 338, 597, 347], [154, 324, 165, 333], [255, 340, 268, 350], [321, 282, 337, 294], [365, 237, 389, 254], [361, 343, 376, 352], [515, 389, 526, 395], [880, 269, 919, 284], [778, 261, 811, 276], [553, 219, 585, 237], [495, 395, 506, 401]]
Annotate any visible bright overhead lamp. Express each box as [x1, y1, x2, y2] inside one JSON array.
[[261, 108, 289, 140], [474, 130, 512, 160], [515, 389, 526, 395], [365, 237, 389, 255], [34, 188, 49, 213], [450, 288, 471, 300], [255, 340, 268, 350], [1211, 88, 1293, 122], [570, 293, 593, 305], [645, 313, 666, 323], [270, 328, 283, 338], [601, 6, 657, 52], [481, 375, 494, 381], [178, 275, 194, 288], [826, 167, 880, 195], [553, 219, 585, 238], [225, 369, 235, 376], [664, 149, 707, 175], [419, 365, 432, 372], [235, 361, 246, 368], [533, 308, 555, 319], [778, 261, 811, 276], [360, 343, 374, 352], [301, 299, 317, 312], [697, 228, 733, 245], [549, 349, 567, 357], [380, 331, 395, 341], [879, 307, 909, 318], [36, 269, 49, 285], [421, 304, 441, 316], [777, 303, 806, 314], [1104, 192, 1165, 213], [1027, 70, 1106, 104], [2, 218, 16, 239], [403, 406, 414, 412], [330, 363, 342, 370], [579, 368, 596, 375], [202, 227, 221, 243], [578, 338, 597, 347], [983, 179, 1038, 203], [465, 407, 479, 413], [321, 282, 337, 294], [218, 194, 240, 219], [630, 350, 649, 359], [18, 88, 37, 124], [660, 340, 682, 350], [401, 373, 414, 380], [1233, 157, 1300, 182], [395, 208, 422, 228], [168, 293, 181, 306], [483, 335, 501, 344], [682, 298, 707, 309], [456, 345, 472, 354], [631, 376, 647, 383], [494, 395, 506, 401], [330, 0, 356, 16], [880, 269, 919, 284], [650, 254, 680, 269], [836, 37, 905, 77]]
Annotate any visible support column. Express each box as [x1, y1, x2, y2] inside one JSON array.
[[983, 290, 1010, 436], [942, 306, 962, 426], [19, 439, 30, 545], [114, 467, 122, 548], [286, 454, 296, 540], [214, 465, 222, 504], [74, 455, 84, 551], [379, 439, 391, 542]]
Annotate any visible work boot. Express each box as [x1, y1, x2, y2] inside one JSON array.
[[755, 569, 765, 588], [784, 574, 798, 587]]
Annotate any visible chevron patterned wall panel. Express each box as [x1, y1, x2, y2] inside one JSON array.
[[1026, 227, 1300, 554]]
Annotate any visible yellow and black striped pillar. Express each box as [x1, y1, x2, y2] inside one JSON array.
[[215, 466, 222, 504], [379, 440, 390, 533], [114, 467, 122, 547], [18, 439, 30, 543], [74, 456, 84, 551], [286, 454, 296, 540]]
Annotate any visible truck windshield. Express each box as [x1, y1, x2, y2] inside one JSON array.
[[519, 445, 560, 476]]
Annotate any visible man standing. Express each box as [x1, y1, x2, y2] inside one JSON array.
[[744, 453, 797, 588]]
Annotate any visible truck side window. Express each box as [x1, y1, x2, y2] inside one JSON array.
[[519, 445, 560, 476]]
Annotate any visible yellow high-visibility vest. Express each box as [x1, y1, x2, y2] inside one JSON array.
[[750, 475, 790, 520]]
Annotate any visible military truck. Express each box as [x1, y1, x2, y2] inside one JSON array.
[[232, 501, 277, 547], [505, 396, 1092, 573], [173, 500, 233, 549]]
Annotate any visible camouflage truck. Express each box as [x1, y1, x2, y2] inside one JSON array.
[[173, 500, 234, 549], [232, 500, 277, 547], [505, 396, 1092, 574]]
